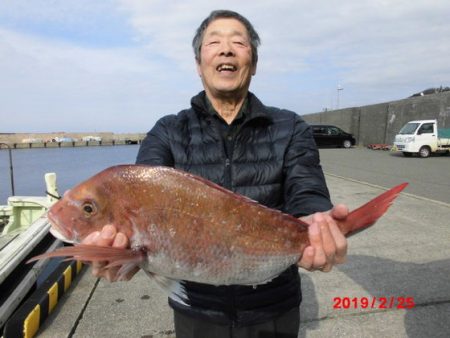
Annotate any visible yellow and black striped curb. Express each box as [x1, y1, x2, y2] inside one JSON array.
[[3, 260, 84, 338]]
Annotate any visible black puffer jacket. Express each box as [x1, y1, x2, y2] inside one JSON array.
[[136, 91, 332, 326]]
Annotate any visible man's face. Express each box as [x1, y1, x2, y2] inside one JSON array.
[[197, 18, 256, 99]]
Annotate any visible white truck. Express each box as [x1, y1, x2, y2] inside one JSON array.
[[394, 119, 450, 157]]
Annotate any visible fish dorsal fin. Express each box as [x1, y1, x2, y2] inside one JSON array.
[[172, 167, 261, 203]]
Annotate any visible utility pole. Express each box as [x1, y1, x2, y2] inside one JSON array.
[[0, 143, 15, 196], [337, 85, 343, 109]]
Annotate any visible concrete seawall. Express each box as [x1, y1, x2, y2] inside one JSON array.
[[1, 139, 142, 150], [0, 133, 145, 149], [302, 91, 450, 146]]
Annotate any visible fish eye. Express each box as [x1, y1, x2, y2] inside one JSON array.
[[82, 202, 96, 217]]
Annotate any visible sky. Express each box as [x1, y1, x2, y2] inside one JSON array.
[[0, 0, 449, 133]]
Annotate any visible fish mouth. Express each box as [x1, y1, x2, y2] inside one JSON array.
[[47, 209, 76, 244], [49, 227, 75, 244]]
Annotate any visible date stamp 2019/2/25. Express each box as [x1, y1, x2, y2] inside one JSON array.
[[333, 296, 415, 310]]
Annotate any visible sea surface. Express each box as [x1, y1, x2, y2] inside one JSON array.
[[0, 145, 140, 204]]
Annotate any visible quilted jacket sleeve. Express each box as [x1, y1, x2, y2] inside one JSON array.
[[282, 115, 333, 217], [136, 115, 175, 166]]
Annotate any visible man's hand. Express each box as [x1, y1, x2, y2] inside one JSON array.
[[297, 204, 349, 272], [82, 225, 139, 282]]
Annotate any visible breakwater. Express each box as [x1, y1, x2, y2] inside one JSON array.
[[2, 139, 141, 150], [0, 132, 145, 149]]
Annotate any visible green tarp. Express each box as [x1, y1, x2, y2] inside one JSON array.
[[438, 128, 450, 138]]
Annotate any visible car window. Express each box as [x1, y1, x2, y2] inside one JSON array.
[[399, 123, 419, 134], [418, 123, 433, 134], [328, 127, 340, 135], [313, 127, 326, 134]]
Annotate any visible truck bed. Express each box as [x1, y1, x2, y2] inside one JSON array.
[[438, 128, 450, 139]]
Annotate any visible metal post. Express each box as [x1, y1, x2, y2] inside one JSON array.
[[337, 85, 343, 109], [0, 143, 15, 196]]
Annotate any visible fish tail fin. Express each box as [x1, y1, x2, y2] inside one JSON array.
[[27, 244, 145, 267], [337, 182, 408, 237]]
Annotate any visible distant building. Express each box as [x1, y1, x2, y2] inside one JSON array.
[[21, 138, 42, 143], [53, 137, 76, 142], [81, 136, 102, 142]]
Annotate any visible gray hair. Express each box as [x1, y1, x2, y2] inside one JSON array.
[[192, 10, 261, 65]]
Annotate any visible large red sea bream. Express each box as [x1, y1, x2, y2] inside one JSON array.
[[30, 165, 407, 288]]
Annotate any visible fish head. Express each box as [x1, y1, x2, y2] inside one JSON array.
[[47, 168, 128, 243]]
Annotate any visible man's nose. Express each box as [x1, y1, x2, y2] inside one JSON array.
[[219, 41, 235, 57]]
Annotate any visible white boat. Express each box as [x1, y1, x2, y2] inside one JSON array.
[[0, 173, 61, 331]]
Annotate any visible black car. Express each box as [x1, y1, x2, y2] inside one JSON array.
[[310, 124, 356, 148]]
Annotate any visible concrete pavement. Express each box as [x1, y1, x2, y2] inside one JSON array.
[[35, 174, 450, 337]]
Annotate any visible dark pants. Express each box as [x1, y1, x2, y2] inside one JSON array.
[[173, 308, 300, 338]]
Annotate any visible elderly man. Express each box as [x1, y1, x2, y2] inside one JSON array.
[[84, 10, 348, 338]]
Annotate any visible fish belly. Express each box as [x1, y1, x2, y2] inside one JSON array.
[[143, 250, 300, 285]]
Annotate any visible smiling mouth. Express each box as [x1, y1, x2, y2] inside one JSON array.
[[217, 64, 237, 72]]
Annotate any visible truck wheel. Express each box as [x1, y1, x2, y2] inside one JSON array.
[[343, 140, 352, 148], [419, 146, 431, 158], [402, 152, 412, 157]]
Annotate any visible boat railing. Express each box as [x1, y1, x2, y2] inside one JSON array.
[[1, 173, 59, 235]]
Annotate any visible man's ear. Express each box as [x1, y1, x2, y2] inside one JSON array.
[[196, 58, 202, 77], [251, 63, 257, 76]]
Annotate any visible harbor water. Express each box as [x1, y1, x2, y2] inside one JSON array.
[[0, 145, 140, 203]]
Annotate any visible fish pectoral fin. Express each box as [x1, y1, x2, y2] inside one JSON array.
[[27, 244, 145, 266], [143, 270, 188, 306], [114, 263, 141, 281]]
